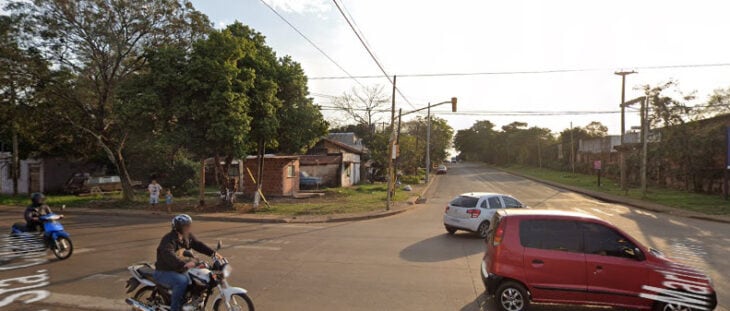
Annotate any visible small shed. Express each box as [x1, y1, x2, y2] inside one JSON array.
[[243, 155, 300, 197]]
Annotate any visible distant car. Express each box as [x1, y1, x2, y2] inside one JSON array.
[[64, 174, 124, 194], [299, 171, 323, 188], [481, 209, 717, 311], [443, 192, 525, 238], [436, 165, 448, 174]]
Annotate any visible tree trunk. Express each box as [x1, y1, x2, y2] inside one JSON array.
[[116, 148, 135, 201], [252, 139, 265, 209], [97, 139, 134, 201]]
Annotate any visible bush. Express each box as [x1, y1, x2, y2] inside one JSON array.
[[400, 175, 420, 184]]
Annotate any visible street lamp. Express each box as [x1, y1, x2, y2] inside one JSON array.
[[402, 97, 457, 183]]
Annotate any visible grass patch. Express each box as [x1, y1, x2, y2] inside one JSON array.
[[0, 193, 119, 208], [253, 183, 412, 216], [504, 165, 730, 216]]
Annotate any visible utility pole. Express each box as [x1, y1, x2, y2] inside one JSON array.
[[615, 70, 637, 191], [640, 96, 648, 197], [395, 108, 403, 183], [570, 122, 575, 174], [12, 129, 19, 195], [386, 75, 397, 210], [537, 135, 542, 169], [425, 103, 432, 183]]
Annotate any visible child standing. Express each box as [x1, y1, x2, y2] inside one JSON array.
[[165, 189, 173, 213]]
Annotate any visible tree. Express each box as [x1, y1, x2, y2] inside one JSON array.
[[333, 85, 390, 136], [274, 56, 328, 154], [8, 0, 211, 200], [585, 121, 608, 138]]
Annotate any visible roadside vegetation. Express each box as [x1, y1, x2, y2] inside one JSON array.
[[504, 165, 730, 216], [0, 183, 417, 216]]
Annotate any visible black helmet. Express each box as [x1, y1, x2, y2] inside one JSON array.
[[30, 193, 45, 205], [172, 214, 192, 232]]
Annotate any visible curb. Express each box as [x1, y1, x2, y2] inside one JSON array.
[[492, 167, 730, 224], [0, 201, 420, 225]]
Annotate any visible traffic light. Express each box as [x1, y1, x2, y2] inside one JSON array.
[[451, 97, 457, 112]]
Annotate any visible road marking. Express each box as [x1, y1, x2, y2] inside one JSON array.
[[73, 248, 95, 254], [233, 245, 281, 251], [633, 209, 657, 218], [590, 208, 613, 217], [44, 292, 127, 311]]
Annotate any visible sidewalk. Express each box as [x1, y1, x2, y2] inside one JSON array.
[[0, 177, 438, 224], [494, 167, 730, 224]]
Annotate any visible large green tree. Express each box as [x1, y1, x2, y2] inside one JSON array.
[[7, 0, 211, 200]]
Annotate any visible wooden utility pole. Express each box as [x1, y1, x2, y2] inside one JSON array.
[[199, 159, 206, 206], [537, 135, 542, 169], [640, 96, 648, 197], [615, 70, 637, 192], [570, 122, 575, 174], [12, 130, 19, 195], [386, 75, 397, 210]]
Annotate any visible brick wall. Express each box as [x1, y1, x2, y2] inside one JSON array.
[[243, 157, 299, 196]]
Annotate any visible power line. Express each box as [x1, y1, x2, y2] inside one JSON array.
[[257, 0, 364, 88], [309, 62, 730, 80], [331, 0, 416, 109]]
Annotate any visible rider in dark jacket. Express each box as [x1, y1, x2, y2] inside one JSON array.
[[24, 193, 51, 232], [154, 214, 222, 311]]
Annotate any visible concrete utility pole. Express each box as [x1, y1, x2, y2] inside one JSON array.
[[386, 75, 397, 210], [615, 70, 637, 191]]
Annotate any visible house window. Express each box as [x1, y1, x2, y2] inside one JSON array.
[[287, 165, 295, 177], [345, 163, 351, 177]]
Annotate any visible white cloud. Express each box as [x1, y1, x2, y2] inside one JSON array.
[[263, 0, 330, 15]]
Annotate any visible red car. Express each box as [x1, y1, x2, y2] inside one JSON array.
[[481, 209, 717, 311]]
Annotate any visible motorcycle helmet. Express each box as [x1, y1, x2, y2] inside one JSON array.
[[30, 192, 45, 205], [172, 214, 192, 232]]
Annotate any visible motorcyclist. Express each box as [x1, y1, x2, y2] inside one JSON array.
[[23, 192, 52, 232], [154, 214, 223, 311]]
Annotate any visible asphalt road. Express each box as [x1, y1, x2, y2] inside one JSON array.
[[0, 162, 727, 311]]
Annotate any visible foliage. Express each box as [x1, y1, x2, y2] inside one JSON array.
[[7, 0, 212, 200]]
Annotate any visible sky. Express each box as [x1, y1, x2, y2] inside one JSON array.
[[202, 0, 730, 135], [29, 0, 730, 135]]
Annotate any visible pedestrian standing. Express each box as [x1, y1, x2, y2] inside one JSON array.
[[165, 189, 174, 213], [148, 179, 163, 208]]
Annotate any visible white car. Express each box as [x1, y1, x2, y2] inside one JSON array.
[[443, 192, 526, 238]]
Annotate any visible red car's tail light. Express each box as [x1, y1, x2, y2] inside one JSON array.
[[493, 222, 505, 246], [467, 209, 481, 218]]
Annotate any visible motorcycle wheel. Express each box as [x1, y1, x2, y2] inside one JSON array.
[[134, 286, 157, 305], [213, 293, 254, 311], [51, 237, 73, 260]]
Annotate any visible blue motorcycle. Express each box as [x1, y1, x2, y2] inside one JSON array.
[[11, 212, 73, 260]]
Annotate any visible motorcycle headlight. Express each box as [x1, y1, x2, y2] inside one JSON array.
[[222, 264, 232, 278]]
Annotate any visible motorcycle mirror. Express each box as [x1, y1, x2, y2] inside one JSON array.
[[216, 240, 222, 250]]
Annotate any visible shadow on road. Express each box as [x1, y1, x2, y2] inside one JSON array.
[[399, 233, 483, 262], [459, 293, 618, 311]]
